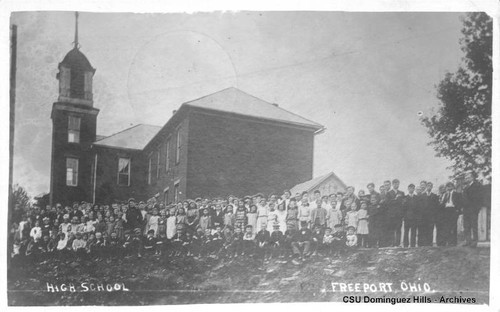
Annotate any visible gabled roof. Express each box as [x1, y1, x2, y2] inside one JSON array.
[[290, 172, 347, 195], [183, 87, 324, 131], [93, 124, 161, 150]]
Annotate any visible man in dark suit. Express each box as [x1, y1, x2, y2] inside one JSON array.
[[386, 179, 405, 247], [403, 184, 420, 248], [438, 182, 462, 246], [418, 182, 439, 246], [462, 172, 483, 247]]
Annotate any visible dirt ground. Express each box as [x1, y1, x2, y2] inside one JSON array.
[[8, 246, 489, 306]]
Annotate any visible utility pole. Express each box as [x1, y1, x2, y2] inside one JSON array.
[[8, 24, 17, 268]]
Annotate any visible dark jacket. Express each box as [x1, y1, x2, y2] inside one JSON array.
[[418, 192, 439, 221], [125, 207, 143, 230], [462, 181, 483, 213], [387, 189, 405, 220], [403, 193, 421, 221], [256, 230, 271, 244]]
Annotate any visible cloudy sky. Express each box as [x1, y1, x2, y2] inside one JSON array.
[[11, 11, 464, 197]]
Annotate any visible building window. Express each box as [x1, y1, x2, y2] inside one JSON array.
[[148, 156, 152, 185], [68, 116, 81, 143], [174, 182, 180, 203], [165, 138, 170, 171], [66, 157, 78, 186], [164, 188, 169, 205], [175, 128, 181, 164], [156, 151, 161, 179], [117, 158, 131, 186]]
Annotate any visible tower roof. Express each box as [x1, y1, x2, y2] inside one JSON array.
[[60, 47, 95, 73]]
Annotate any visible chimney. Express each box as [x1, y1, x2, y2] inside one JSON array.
[[172, 110, 177, 115], [272, 103, 279, 107]]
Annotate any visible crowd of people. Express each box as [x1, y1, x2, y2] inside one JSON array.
[[9, 171, 486, 265]]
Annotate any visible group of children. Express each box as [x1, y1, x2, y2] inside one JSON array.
[[12, 179, 464, 265]]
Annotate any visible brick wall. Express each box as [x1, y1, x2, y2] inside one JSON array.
[[93, 146, 149, 203], [143, 117, 190, 204], [185, 110, 315, 198], [50, 103, 97, 206]]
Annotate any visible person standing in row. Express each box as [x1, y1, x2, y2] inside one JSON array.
[[418, 182, 439, 246], [462, 171, 483, 247], [386, 179, 405, 247], [438, 182, 462, 246]]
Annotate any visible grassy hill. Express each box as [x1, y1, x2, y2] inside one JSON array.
[[8, 246, 489, 305]]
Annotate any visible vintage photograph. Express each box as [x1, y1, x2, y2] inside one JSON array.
[[7, 9, 492, 306]]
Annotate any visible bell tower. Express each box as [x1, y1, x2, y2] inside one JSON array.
[[49, 12, 100, 206]]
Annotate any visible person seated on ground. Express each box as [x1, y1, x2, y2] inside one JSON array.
[[86, 233, 96, 255], [41, 217, 52, 238], [209, 225, 224, 258], [291, 221, 312, 262], [221, 226, 234, 258], [231, 226, 244, 257], [93, 232, 106, 259], [345, 226, 358, 248], [183, 231, 193, 257], [56, 232, 69, 259], [321, 227, 334, 256], [171, 226, 188, 257], [283, 227, 296, 259], [143, 229, 156, 255], [270, 223, 284, 259], [108, 231, 121, 258], [331, 224, 346, 255], [72, 232, 87, 258], [156, 227, 166, 256], [29, 220, 42, 242], [200, 228, 213, 257], [242, 224, 256, 257], [60, 214, 71, 235], [189, 227, 204, 259], [122, 229, 143, 259], [311, 226, 323, 256], [255, 223, 271, 261], [47, 231, 58, 254]]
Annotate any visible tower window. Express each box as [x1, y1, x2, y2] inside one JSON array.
[[70, 69, 85, 99], [117, 158, 131, 186], [68, 116, 81, 143], [66, 157, 79, 186]]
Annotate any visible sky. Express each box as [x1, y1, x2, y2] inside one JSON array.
[[10, 11, 465, 197]]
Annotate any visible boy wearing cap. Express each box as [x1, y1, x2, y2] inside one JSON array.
[[255, 223, 271, 261], [270, 223, 284, 258], [291, 221, 312, 262]]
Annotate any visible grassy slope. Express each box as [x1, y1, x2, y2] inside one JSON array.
[[8, 246, 489, 305]]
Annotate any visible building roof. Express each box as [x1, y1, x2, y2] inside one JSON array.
[[60, 47, 95, 72], [183, 87, 324, 131], [290, 172, 347, 195], [93, 124, 161, 150]]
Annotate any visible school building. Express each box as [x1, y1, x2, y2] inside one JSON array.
[[49, 37, 325, 206]]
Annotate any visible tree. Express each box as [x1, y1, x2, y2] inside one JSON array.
[[10, 184, 30, 210], [421, 12, 492, 182]]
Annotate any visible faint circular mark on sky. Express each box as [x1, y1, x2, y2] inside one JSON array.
[[126, 30, 238, 125]]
